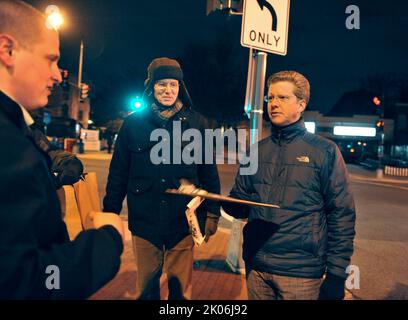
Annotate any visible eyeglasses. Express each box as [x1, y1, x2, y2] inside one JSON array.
[[264, 94, 295, 104], [155, 81, 179, 91]]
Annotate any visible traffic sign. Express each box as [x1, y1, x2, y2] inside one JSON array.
[[241, 0, 291, 55]]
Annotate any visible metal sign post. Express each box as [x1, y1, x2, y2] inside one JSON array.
[[244, 48, 267, 144], [226, 0, 291, 274], [250, 50, 268, 144]]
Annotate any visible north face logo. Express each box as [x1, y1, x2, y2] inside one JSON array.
[[297, 156, 310, 163]]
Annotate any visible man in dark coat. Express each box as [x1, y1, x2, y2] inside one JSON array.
[[222, 71, 356, 300], [0, 0, 123, 299], [103, 57, 221, 300]]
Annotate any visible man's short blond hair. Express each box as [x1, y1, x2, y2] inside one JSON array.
[[0, 0, 47, 49], [268, 71, 311, 104]]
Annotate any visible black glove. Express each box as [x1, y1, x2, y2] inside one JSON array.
[[220, 200, 250, 219], [319, 273, 346, 300], [204, 212, 220, 243], [50, 151, 84, 189], [27, 126, 84, 188]]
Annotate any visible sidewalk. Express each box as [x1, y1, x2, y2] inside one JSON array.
[[90, 227, 248, 300], [76, 151, 113, 161], [62, 185, 246, 300]]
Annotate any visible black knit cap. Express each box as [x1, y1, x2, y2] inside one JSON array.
[[144, 57, 184, 87], [143, 57, 194, 109]]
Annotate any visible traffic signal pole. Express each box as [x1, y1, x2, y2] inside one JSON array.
[[375, 95, 385, 179]]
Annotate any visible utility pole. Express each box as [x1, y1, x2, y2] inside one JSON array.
[[374, 95, 385, 178], [77, 40, 84, 102]]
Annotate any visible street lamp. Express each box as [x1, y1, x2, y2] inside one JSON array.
[[45, 5, 64, 30], [45, 6, 85, 100], [45, 6, 89, 131]]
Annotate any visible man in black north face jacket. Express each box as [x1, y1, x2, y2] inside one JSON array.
[[222, 71, 356, 300]]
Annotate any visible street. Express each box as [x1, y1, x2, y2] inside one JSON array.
[[347, 165, 408, 299], [78, 153, 408, 300]]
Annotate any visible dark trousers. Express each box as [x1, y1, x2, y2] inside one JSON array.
[[246, 267, 322, 300]]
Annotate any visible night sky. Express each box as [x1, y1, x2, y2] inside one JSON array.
[[26, 0, 408, 122]]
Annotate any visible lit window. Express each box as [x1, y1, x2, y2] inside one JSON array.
[[333, 126, 376, 137]]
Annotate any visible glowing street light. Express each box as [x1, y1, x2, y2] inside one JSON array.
[[46, 12, 64, 30], [130, 96, 145, 112], [45, 5, 64, 30], [45, 6, 86, 106]]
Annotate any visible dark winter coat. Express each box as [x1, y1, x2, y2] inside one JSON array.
[[103, 106, 220, 241], [229, 119, 356, 280], [0, 91, 122, 299]]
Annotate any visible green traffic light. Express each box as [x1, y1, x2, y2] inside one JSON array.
[[130, 96, 145, 112]]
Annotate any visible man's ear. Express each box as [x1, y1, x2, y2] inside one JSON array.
[[298, 99, 307, 113], [0, 34, 17, 67]]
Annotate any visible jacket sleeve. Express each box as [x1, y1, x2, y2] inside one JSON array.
[[321, 144, 356, 279], [197, 162, 221, 216], [103, 121, 130, 214], [15, 227, 122, 300], [0, 208, 123, 299], [0, 132, 122, 300], [195, 114, 221, 216], [223, 167, 257, 219]]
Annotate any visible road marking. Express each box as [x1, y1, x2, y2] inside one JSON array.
[[350, 174, 408, 185], [352, 179, 408, 191]]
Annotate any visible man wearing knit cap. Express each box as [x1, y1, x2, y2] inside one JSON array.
[[103, 57, 221, 300]]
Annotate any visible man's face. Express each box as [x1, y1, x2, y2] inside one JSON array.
[[267, 81, 306, 127], [153, 78, 180, 107], [10, 31, 62, 111]]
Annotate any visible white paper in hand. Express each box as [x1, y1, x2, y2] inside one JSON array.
[[186, 196, 205, 247]]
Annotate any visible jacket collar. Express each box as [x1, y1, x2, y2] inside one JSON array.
[[0, 90, 27, 131], [0, 91, 53, 167], [270, 118, 307, 144]]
